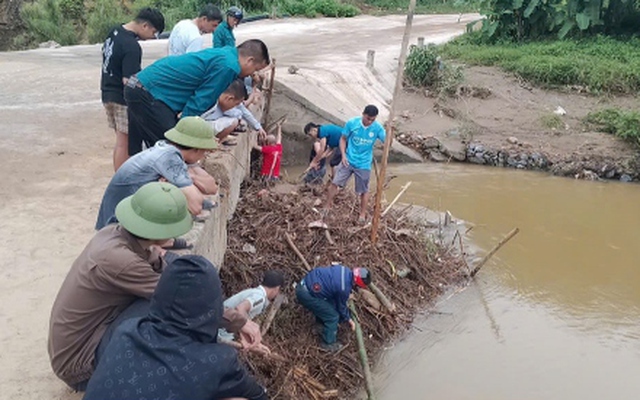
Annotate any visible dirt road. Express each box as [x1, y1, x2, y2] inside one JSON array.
[[0, 15, 476, 399]]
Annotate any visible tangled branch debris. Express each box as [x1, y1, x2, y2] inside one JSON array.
[[220, 183, 468, 399]]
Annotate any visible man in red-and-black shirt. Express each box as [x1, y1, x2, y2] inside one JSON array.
[[253, 120, 283, 181]]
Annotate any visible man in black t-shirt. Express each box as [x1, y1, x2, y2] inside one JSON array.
[[101, 7, 165, 171]]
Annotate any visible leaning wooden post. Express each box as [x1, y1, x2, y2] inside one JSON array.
[[470, 228, 520, 277], [348, 299, 376, 400], [370, 0, 417, 244], [367, 282, 396, 313], [263, 58, 277, 127], [261, 293, 286, 336]]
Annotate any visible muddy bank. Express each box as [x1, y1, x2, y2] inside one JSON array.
[[220, 183, 468, 399], [394, 66, 640, 182]]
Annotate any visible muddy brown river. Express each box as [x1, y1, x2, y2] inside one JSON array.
[[369, 162, 640, 400]]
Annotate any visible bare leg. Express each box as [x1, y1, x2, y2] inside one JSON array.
[[113, 130, 129, 171], [359, 192, 369, 220], [324, 183, 339, 215]]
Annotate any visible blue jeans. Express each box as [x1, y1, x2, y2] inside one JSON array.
[[296, 283, 339, 344]]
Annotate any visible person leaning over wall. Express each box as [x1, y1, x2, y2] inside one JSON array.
[[48, 182, 263, 392], [124, 39, 270, 156]]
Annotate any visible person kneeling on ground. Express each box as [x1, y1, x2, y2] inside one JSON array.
[[95, 116, 218, 233], [83, 255, 268, 400], [253, 121, 283, 181], [296, 264, 371, 352], [49, 182, 261, 391], [304, 122, 344, 180], [219, 270, 285, 342], [201, 79, 266, 146], [324, 105, 386, 224]]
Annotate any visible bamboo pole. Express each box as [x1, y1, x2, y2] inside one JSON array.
[[261, 294, 285, 336], [262, 59, 277, 127], [370, 0, 417, 243], [367, 282, 396, 313], [470, 228, 520, 277], [348, 300, 376, 400], [381, 181, 412, 218], [284, 232, 312, 271]]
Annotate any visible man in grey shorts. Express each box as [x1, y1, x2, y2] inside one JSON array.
[[324, 105, 386, 223]]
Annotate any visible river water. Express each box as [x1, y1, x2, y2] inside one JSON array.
[[369, 162, 640, 400]]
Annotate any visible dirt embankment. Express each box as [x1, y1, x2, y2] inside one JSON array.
[[0, 0, 25, 50], [395, 66, 640, 182]]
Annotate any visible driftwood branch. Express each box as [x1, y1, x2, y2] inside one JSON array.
[[367, 282, 396, 313], [381, 181, 412, 217], [348, 300, 376, 400], [470, 228, 520, 277], [284, 232, 312, 271], [219, 340, 285, 362], [261, 294, 285, 336]]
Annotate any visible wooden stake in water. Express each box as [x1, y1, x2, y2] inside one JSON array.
[[370, 0, 417, 243], [348, 299, 376, 400]]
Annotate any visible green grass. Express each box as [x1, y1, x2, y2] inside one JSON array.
[[440, 35, 640, 94], [585, 108, 640, 146], [540, 114, 564, 129], [363, 0, 479, 14]]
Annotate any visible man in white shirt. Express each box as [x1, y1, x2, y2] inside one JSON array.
[[168, 4, 222, 55], [219, 270, 285, 341]]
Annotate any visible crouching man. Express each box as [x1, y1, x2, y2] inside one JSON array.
[[296, 264, 371, 352], [83, 255, 268, 400], [48, 182, 261, 391]]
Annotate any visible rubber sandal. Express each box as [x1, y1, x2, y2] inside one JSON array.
[[222, 139, 237, 146], [163, 238, 193, 250]]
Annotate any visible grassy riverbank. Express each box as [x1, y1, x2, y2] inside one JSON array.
[[440, 34, 640, 95]]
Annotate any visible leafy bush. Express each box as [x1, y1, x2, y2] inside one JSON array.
[[472, 0, 640, 41], [585, 108, 640, 146], [404, 44, 463, 95], [441, 35, 640, 94], [365, 0, 479, 14], [20, 0, 81, 45], [86, 0, 129, 43], [280, 0, 359, 17]]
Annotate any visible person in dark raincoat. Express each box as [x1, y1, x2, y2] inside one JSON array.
[[83, 255, 267, 400]]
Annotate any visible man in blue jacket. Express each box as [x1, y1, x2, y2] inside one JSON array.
[[124, 38, 270, 155], [214, 6, 242, 48], [296, 264, 372, 352]]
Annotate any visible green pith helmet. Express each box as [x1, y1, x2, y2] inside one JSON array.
[[164, 116, 218, 150], [116, 182, 193, 240]]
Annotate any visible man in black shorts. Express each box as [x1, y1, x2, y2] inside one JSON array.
[[101, 7, 165, 171]]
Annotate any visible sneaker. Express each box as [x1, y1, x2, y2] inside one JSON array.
[[320, 342, 345, 353]]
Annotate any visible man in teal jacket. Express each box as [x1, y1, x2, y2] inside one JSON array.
[[124, 38, 269, 155], [214, 6, 242, 48]]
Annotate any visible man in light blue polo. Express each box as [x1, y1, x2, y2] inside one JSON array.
[[324, 105, 386, 223]]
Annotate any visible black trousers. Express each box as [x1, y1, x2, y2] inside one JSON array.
[[124, 85, 178, 156]]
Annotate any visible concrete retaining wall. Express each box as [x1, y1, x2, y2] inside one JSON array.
[[180, 127, 252, 268]]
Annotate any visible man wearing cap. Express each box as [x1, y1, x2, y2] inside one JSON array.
[[218, 270, 285, 342], [95, 116, 218, 231], [295, 264, 372, 352], [214, 6, 242, 48], [48, 182, 261, 391]]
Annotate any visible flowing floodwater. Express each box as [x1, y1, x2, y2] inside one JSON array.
[[369, 162, 640, 400]]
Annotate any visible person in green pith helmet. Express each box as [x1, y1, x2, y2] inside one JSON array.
[[49, 182, 262, 392], [96, 116, 219, 232]]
